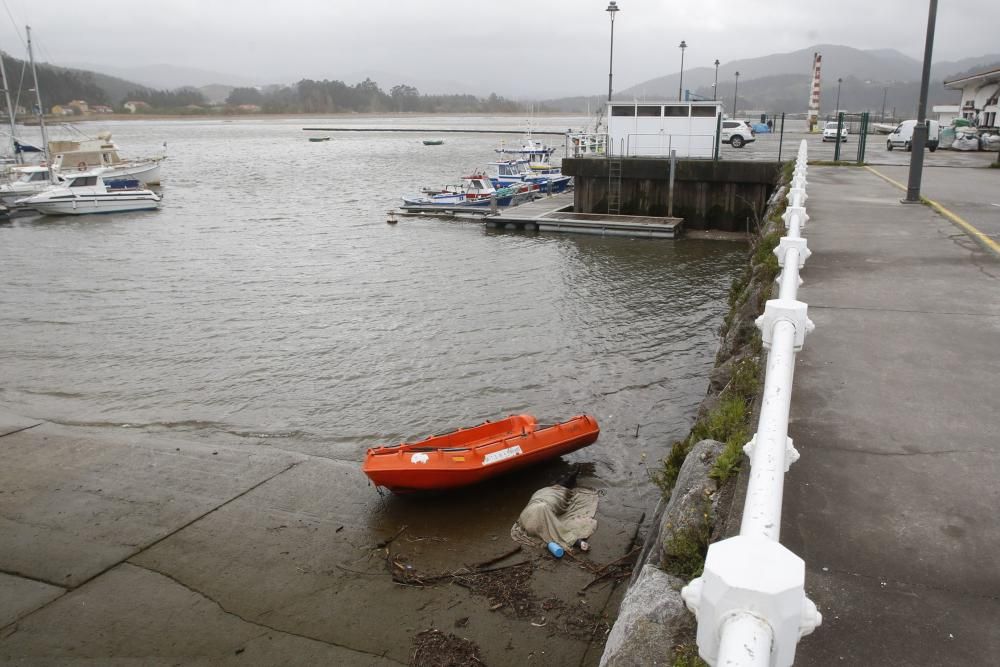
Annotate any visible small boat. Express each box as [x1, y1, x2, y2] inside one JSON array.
[[19, 169, 161, 215], [402, 174, 534, 208], [486, 159, 572, 194], [495, 134, 557, 160], [0, 166, 66, 207], [871, 123, 897, 135], [48, 132, 165, 185], [422, 139, 444, 146], [363, 414, 600, 494], [309, 136, 331, 142]]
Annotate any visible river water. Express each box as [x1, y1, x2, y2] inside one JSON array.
[[0, 114, 745, 518]]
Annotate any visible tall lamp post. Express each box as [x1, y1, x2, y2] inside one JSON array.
[[881, 87, 888, 121], [713, 59, 720, 100], [904, 0, 938, 203], [678, 40, 687, 101], [835, 77, 843, 114], [733, 71, 740, 116], [606, 1, 620, 102]]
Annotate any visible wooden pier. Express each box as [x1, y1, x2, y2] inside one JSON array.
[[489, 193, 683, 239], [398, 192, 683, 238]]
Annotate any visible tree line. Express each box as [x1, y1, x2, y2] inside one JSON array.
[[223, 79, 525, 114], [0, 50, 528, 115]]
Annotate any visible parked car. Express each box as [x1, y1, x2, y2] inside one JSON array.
[[721, 120, 755, 148], [822, 121, 848, 142], [886, 119, 940, 152]]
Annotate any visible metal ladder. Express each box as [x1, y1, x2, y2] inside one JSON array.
[[607, 157, 622, 215]]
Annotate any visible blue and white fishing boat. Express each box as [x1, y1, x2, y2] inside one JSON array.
[[486, 159, 572, 194], [402, 174, 536, 209]]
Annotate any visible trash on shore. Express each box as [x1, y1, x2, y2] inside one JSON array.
[[510, 481, 599, 556], [410, 628, 484, 666]]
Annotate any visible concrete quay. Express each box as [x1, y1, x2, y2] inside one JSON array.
[[0, 410, 637, 665], [783, 166, 1000, 664]]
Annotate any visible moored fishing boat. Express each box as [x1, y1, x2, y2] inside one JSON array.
[[495, 136, 557, 160], [486, 159, 572, 193], [362, 414, 600, 494], [48, 133, 165, 185], [422, 139, 444, 146], [402, 174, 536, 208]]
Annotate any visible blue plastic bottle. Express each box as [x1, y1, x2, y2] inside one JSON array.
[[547, 541, 564, 558]]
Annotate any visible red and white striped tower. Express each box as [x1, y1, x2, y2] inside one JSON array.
[[807, 52, 822, 132]]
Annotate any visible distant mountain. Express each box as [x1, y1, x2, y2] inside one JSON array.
[[934, 55, 1000, 81], [67, 62, 254, 90], [540, 44, 1000, 115]]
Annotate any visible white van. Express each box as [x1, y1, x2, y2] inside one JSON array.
[[886, 120, 940, 152]]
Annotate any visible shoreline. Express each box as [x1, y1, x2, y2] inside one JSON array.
[[25, 111, 589, 124]]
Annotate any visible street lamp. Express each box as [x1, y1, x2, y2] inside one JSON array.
[[678, 40, 687, 101], [881, 87, 888, 121], [606, 1, 620, 102], [835, 77, 842, 114], [713, 59, 720, 101], [904, 0, 939, 203], [733, 71, 740, 116]]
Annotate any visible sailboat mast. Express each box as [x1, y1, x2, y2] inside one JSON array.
[[26, 26, 53, 181], [0, 50, 18, 162]]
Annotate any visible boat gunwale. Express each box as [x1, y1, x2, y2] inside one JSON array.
[[364, 416, 595, 458]]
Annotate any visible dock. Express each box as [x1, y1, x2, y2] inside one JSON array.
[[399, 192, 683, 239], [488, 193, 682, 238]]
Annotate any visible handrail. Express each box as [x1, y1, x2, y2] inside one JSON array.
[[680, 140, 821, 667]]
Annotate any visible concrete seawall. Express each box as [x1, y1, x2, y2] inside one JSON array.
[[561, 158, 782, 231]]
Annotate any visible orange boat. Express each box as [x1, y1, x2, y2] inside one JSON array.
[[362, 414, 600, 494]]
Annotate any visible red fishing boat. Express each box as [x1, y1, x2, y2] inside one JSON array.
[[362, 414, 600, 494]]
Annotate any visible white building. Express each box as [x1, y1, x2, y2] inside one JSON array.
[[931, 105, 960, 125], [607, 101, 723, 158], [943, 66, 999, 129]]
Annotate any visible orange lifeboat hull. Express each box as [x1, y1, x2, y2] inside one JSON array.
[[362, 414, 599, 494]]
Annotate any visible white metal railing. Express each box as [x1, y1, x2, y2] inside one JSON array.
[[566, 132, 609, 157], [680, 140, 822, 667]]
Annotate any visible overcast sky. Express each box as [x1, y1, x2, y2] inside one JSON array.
[[0, 0, 995, 97]]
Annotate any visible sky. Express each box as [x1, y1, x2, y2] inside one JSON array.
[[0, 0, 996, 98]]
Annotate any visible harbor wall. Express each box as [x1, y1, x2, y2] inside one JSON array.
[[600, 170, 792, 665], [561, 158, 782, 232]]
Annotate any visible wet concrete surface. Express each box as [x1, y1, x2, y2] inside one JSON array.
[[0, 419, 639, 665], [782, 166, 1000, 664], [865, 163, 1000, 243]]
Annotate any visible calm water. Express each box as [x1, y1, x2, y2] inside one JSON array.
[[0, 115, 745, 511]]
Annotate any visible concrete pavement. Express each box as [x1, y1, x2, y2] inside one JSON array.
[[866, 164, 1000, 245], [0, 416, 636, 665], [783, 166, 1000, 664]]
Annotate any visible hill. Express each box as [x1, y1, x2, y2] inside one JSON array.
[[540, 45, 1000, 115]]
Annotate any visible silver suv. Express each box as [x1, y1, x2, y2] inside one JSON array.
[[721, 120, 755, 148]]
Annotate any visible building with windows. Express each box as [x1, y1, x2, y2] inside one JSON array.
[[607, 101, 723, 158], [943, 66, 999, 128]]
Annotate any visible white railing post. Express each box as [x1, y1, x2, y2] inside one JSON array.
[[682, 140, 822, 666]]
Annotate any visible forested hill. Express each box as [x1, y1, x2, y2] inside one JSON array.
[[0, 51, 528, 114], [0, 51, 149, 109]]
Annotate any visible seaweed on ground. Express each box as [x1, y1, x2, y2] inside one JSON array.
[[410, 628, 485, 666]]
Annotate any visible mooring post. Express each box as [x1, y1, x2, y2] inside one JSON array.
[[668, 149, 677, 218]]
